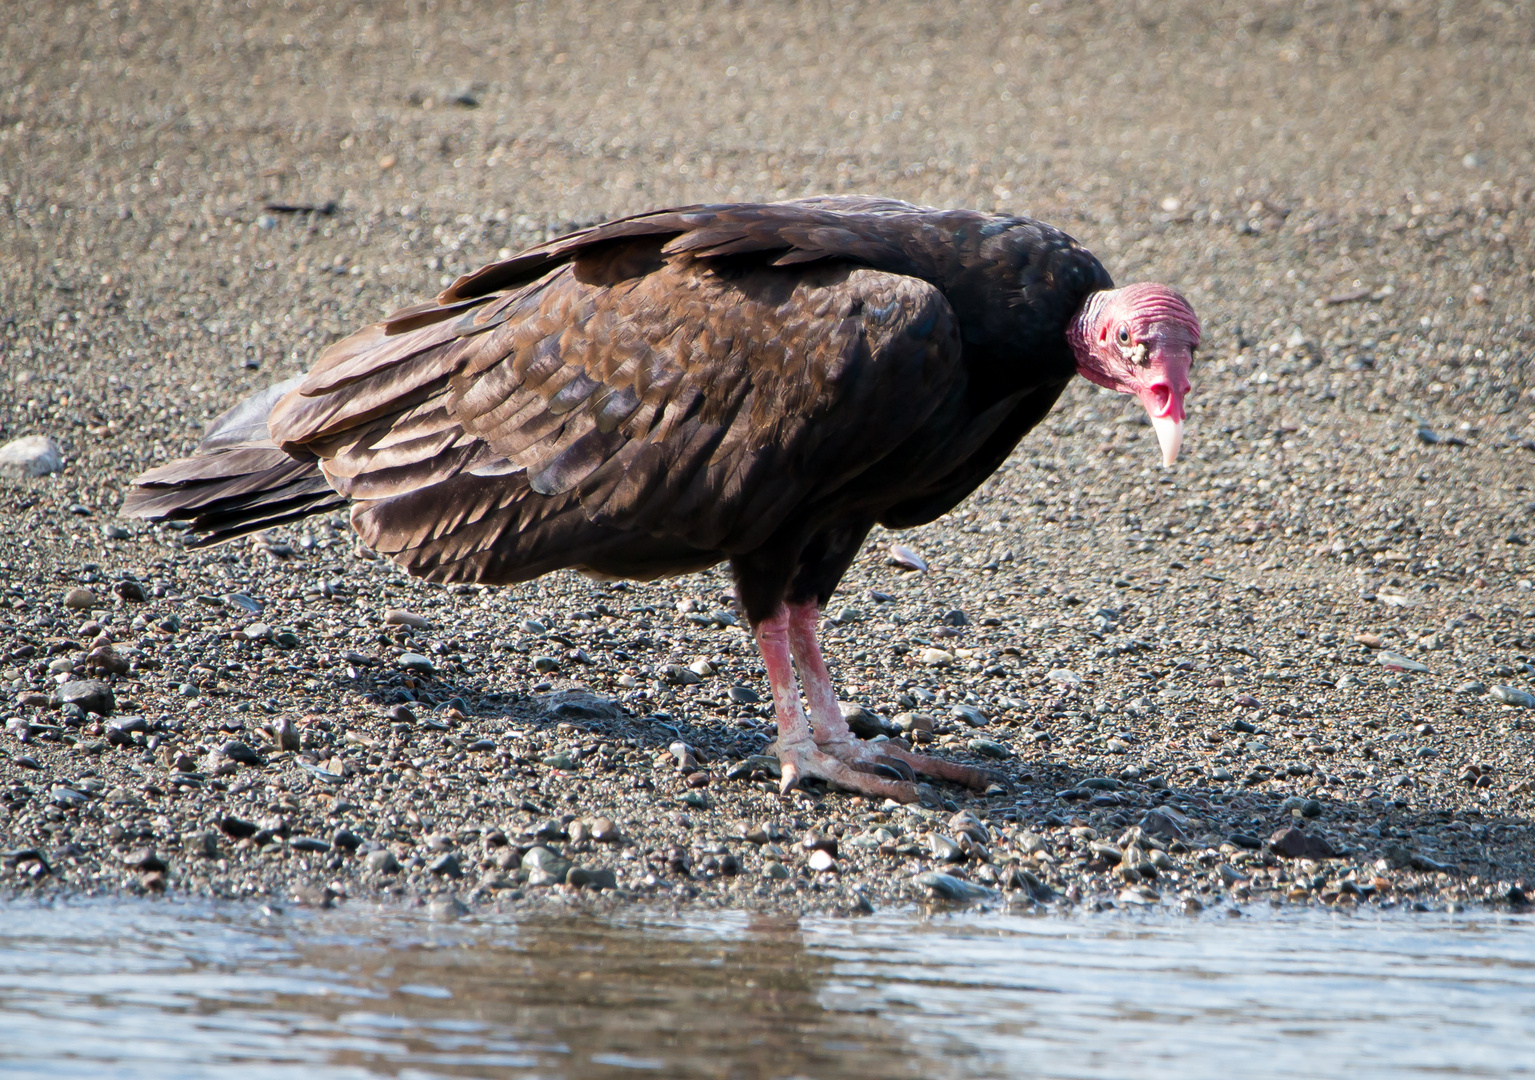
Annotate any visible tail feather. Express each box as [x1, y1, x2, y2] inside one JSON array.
[[124, 378, 346, 546]]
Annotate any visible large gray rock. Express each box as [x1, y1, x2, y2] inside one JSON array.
[[55, 679, 114, 716], [537, 689, 621, 720], [0, 435, 63, 478]]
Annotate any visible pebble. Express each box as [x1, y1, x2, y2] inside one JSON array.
[[219, 816, 259, 839], [289, 836, 331, 853], [567, 866, 618, 890], [926, 833, 964, 862], [221, 740, 262, 766], [887, 544, 928, 572], [801, 832, 839, 856], [725, 755, 780, 781], [62, 587, 97, 609], [1217, 864, 1248, 886], [114, 579, 148, 602], [223, 593, 262, 614], [365, 849, 401, 874], [727, 685, 761, 704], [1268, 827, 1337, 860], [1378, 651, 1428, 673], [56, 679, 113, 716], [1046, 668, 1081, 685], [1491, 686, 1535, 709], [919, 648, 953, 666], [807, 849, 837, 872], [661, 662, 700, 684], [428, 897, 468, 921], [522, 846, 571, 884], [893, 712, 934, 733], [968, 737, 1009, 759], [241, 622, 272, 642], [948, 811, 990, 844], [951, 704, 988, 727], [383, 608, 430, 629], [916, 871, 997, 902], [0, 433, 63, 479], [839, 702, 890, 738], [123, 848, 167, 873], [762, 860, 790, 880], [1088, 841, 1125, 862], [591, 817, 622, 843], [291, 884, 335, 908], [183, 831, 220, 858], [539, 690, 620, 720], [50, 785, 89, 808], [397, 653, 434, 675], [429, 852, 463, 877], [271, 715, 301, 751]]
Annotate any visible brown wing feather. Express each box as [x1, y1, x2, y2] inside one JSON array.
[[146, 199, 965, 583], [435, 197, 937, 306]]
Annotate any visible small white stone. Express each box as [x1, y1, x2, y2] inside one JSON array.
[[887, 543, 929, 572], [383, 608, 430, 630], [0, 435, 63, 478]]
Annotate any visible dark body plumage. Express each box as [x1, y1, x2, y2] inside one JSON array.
[[126, 197, 1111, 624]]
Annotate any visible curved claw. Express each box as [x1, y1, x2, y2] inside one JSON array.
[[777, 739, 927, 803], [872, 755, 917, 783], [851, 760, 908, 783]]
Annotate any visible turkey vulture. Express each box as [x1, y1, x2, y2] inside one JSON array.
[[125, 196, 1199, 804]]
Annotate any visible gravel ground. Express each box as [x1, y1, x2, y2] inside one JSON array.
[[2, 2, 1534, 917]]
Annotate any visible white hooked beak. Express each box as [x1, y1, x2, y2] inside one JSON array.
[[1150, 414, 1184, 467]]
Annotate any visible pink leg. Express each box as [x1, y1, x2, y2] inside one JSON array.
[[756, 606, 929, 803], [782, 601, 1004, 794]]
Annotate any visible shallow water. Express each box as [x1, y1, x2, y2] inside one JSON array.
[[1, 901, 1532, 1080]]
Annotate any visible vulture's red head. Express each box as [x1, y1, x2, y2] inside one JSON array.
[[1068, 284, 1200, 466]]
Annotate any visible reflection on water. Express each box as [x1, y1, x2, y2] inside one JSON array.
[[0, 900, 1532, 1080]]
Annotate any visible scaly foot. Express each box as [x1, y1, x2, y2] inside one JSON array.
[[775, 735, 938, 804], [775, 735, 1002, 804], [813, 735, 1005, 792]]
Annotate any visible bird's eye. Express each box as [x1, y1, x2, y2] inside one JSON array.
[[1117, 327, 1131, 344]]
